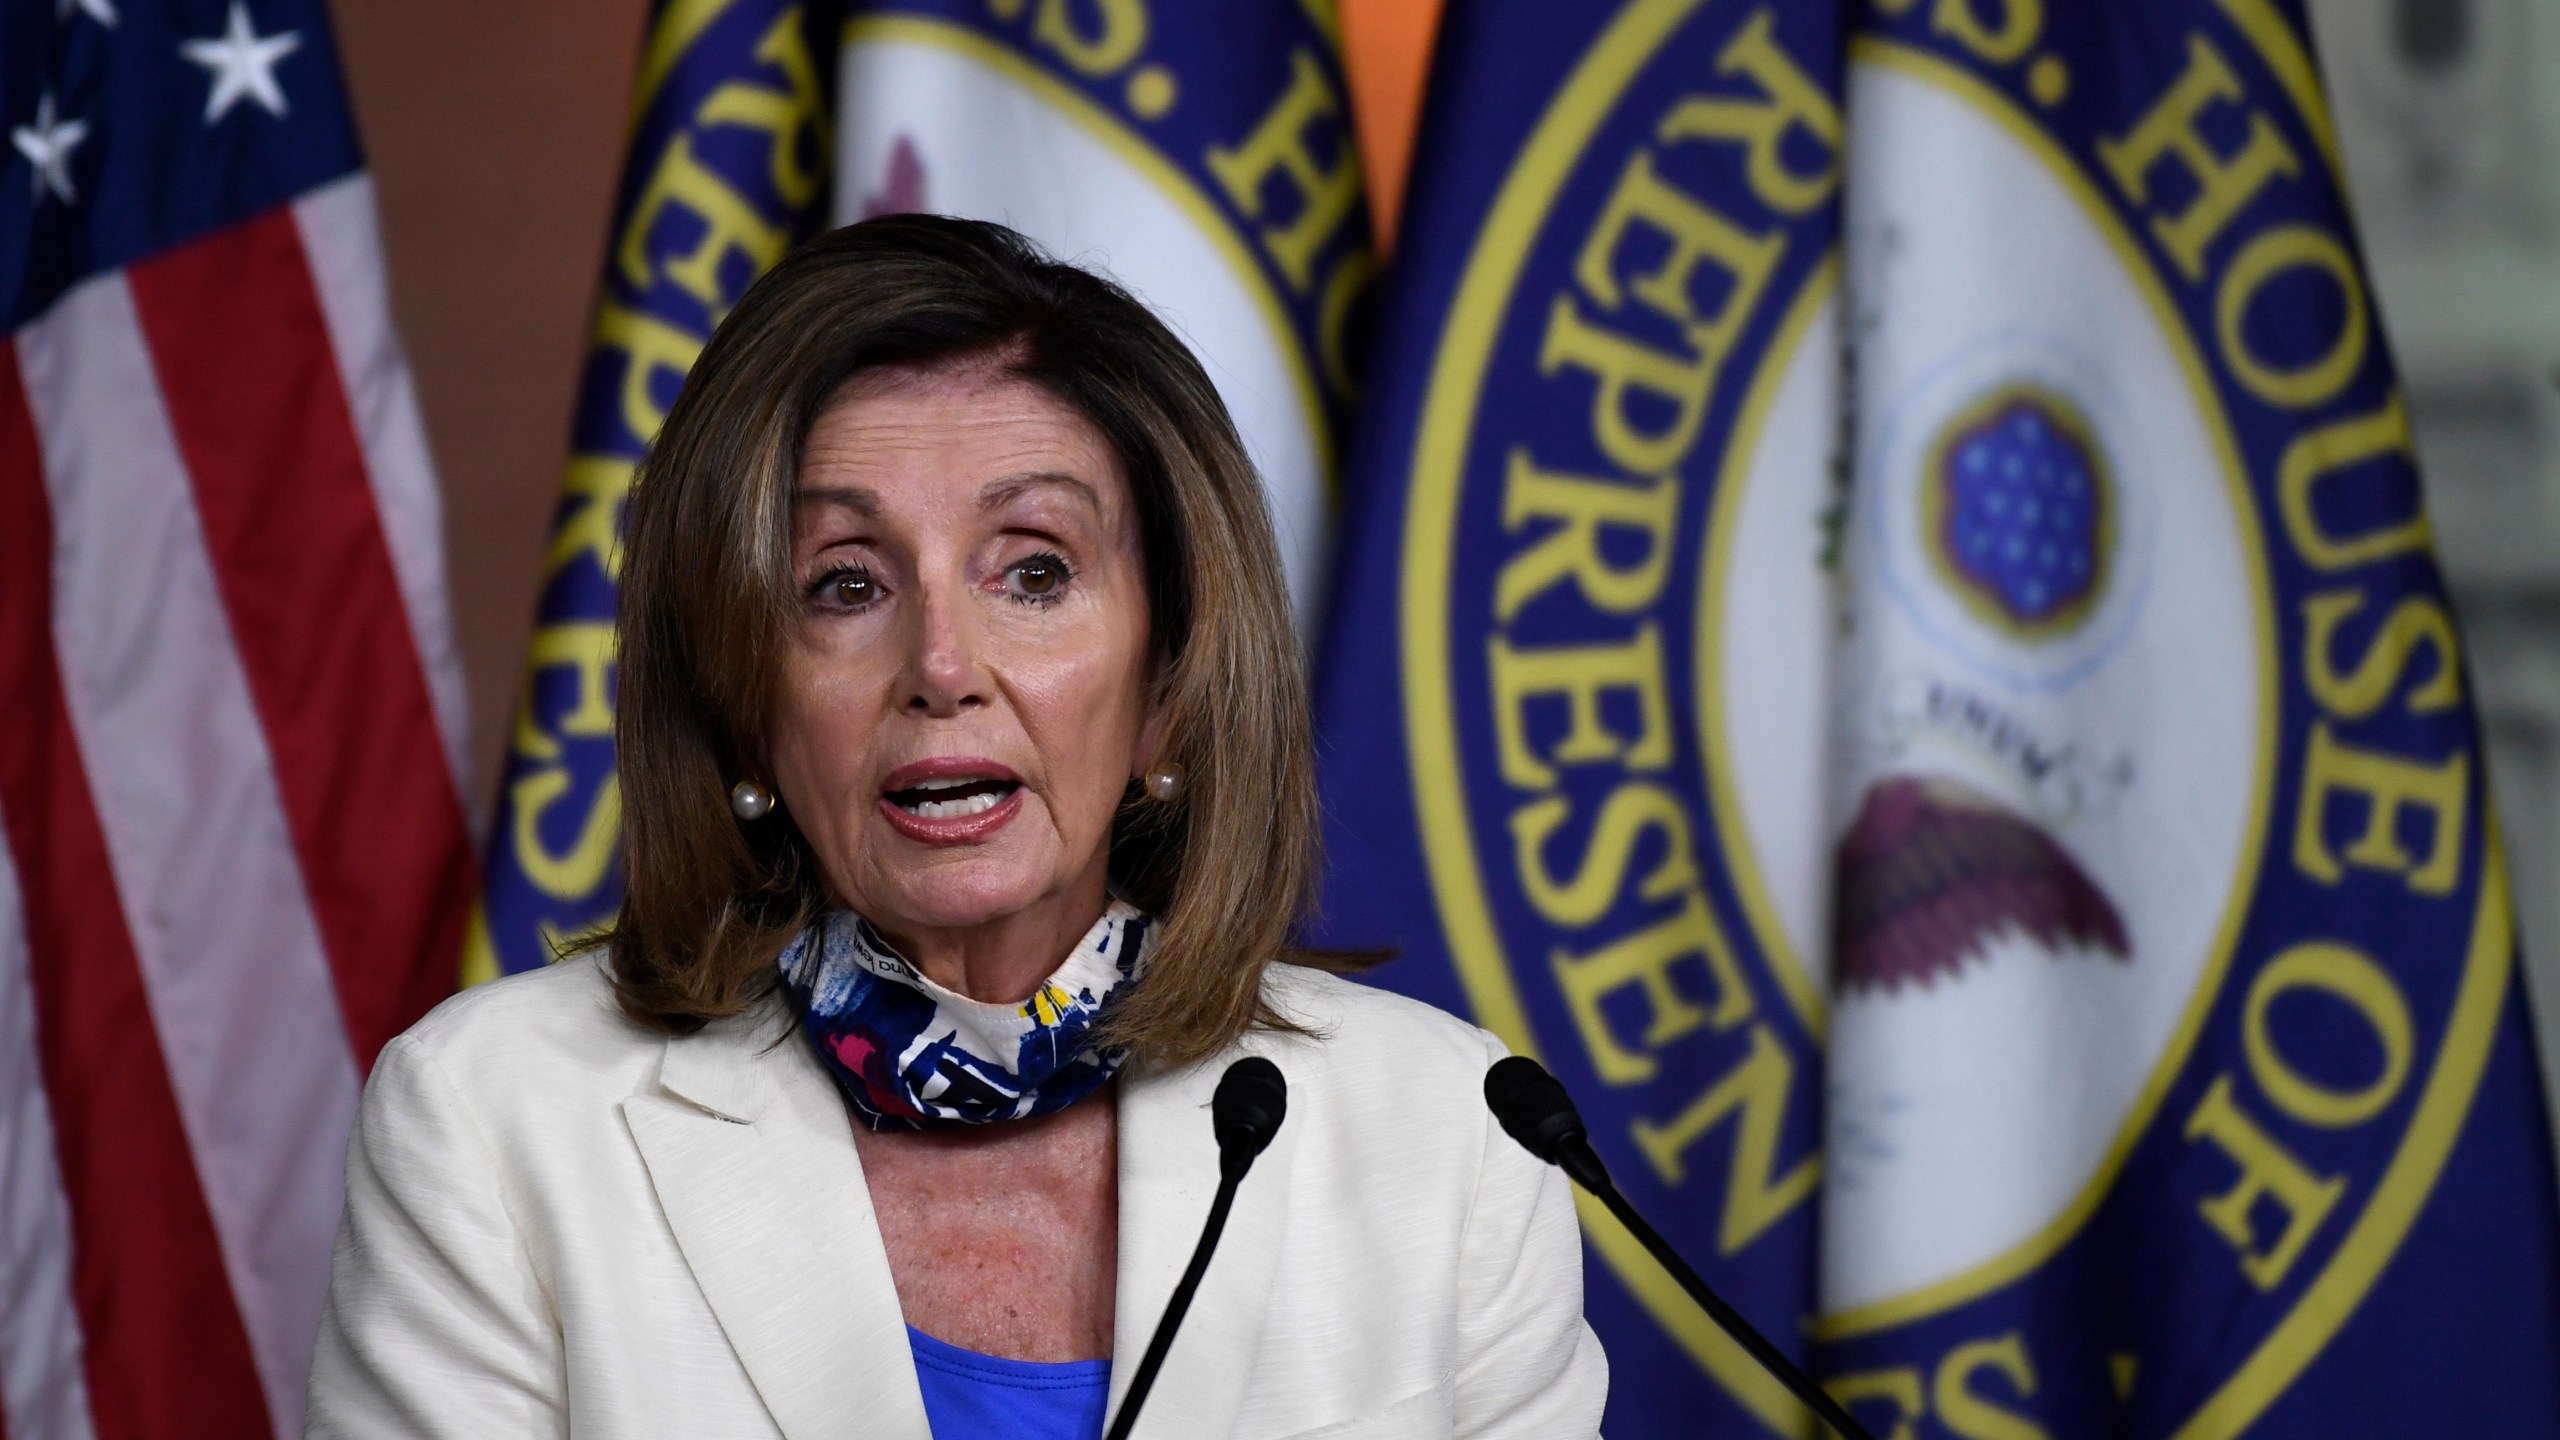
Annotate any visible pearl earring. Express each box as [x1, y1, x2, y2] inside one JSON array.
[[730, 780, 774, 820], [1143, 762, 1186, 803]]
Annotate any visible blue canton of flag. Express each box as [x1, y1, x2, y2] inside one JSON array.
[[1312, 0, 2560, 1435], [4, 0, 357, 327]]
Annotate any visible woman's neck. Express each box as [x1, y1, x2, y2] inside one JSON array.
[[866, 872, 1114, 1005]]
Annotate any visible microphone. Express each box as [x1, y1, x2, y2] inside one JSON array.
[[1211, 1054, 1288, 1180], [1103, 1056, 1287, 1440], [1484, 1056, 1877, 1440]]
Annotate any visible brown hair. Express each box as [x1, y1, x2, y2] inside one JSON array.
[[598, 214, 1320, 1068]]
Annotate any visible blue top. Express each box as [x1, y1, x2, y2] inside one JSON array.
[[906, 1327, 1111, 1440]]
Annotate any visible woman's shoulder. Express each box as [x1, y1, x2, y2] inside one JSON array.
[[383, 953, 667, 1100], [1257, 963, 1508, 1107], [1264, 962, 1493, 1049]]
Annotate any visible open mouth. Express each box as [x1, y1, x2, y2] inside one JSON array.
[[883, 775, 1022, 819]]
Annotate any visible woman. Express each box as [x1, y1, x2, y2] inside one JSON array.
[[307, 215, 1606, 1438]]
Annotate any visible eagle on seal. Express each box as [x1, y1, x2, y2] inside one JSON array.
[[1831, 774, 2129, 996]]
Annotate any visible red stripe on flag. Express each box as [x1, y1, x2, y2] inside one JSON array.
[[0, 343, 274, 1438], [127, 211, 474, 1069]]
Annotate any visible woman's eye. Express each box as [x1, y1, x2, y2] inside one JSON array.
[[810, 566, 878, 609], [1006, 552, 1072, 603]]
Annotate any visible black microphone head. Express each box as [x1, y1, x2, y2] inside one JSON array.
[[1484, 1055, 1587, 1166], [1212, 1056, 1287, 1175]]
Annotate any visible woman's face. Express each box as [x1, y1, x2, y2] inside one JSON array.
[[769, 364, 1157, 952]]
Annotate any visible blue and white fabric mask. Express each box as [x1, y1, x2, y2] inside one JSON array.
[[776, 900, 1152, 1131]]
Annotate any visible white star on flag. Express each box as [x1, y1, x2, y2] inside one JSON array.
[[11, 92, 87, 205], [181, 2, 302, 123], [56, 0, 117, 28]]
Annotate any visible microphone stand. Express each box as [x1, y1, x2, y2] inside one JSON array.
[[1487, 1056, 1876, 1440], [1102, 1159, 1245, 1440], [1579, 1170, 1872, 1440], [1103, 1056, 1287, 1440]]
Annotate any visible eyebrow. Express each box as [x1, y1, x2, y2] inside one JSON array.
[[793, 485, 879, 516], [790, 472, 1102, 518], [978, 470, 1102, 516]]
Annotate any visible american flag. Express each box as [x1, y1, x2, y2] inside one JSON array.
[[1, 2, 474, 1435]]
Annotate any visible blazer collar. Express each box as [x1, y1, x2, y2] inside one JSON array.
[[1107, 1037, 1300, 1437], [623, 1003, 932, 1439]]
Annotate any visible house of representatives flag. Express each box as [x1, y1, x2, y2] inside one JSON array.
[[0, 1, 475, 1435], [1311, 0, 2560, 1435], [477, 0, 1373, 977]]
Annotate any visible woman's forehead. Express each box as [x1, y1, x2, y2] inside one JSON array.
[[799, 368, 1127, 513]]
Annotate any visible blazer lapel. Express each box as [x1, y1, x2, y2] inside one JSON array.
[[622, 1007, 930, 1439], [1108, 1039, 1299, 1437]]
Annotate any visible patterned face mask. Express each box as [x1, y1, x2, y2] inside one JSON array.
[[775, 901, 1152, 1130]]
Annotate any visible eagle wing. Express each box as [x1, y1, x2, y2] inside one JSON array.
[[1831, 774, 2129, 997]]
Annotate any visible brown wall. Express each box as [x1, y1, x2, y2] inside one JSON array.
[[331, 0, 1437, 824]]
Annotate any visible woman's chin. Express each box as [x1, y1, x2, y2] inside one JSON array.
[[849, 847, 1081, 938]]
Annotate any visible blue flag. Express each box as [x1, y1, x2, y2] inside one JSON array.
[[1311, 0, 2560, 1434]]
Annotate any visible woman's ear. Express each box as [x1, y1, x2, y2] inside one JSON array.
[[1132, 702, 1169, 782]]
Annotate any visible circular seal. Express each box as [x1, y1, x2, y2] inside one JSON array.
[[1382, 1, 2514, 1432]]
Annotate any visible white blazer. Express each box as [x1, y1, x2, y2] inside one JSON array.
[[304, 955, 1607, 1438]]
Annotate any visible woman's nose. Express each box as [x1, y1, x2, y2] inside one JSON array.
[[902, 581, 987, 716]]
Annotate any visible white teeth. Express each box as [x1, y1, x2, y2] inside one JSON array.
[[909, 791, 1004, 818], [908, 776, 985, 792]]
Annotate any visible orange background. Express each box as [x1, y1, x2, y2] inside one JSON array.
[[330, 0, 1444, 819]]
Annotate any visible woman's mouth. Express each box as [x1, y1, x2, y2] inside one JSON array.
[[884, 775, 1020, 818], [877, 760, 1025, 844]]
